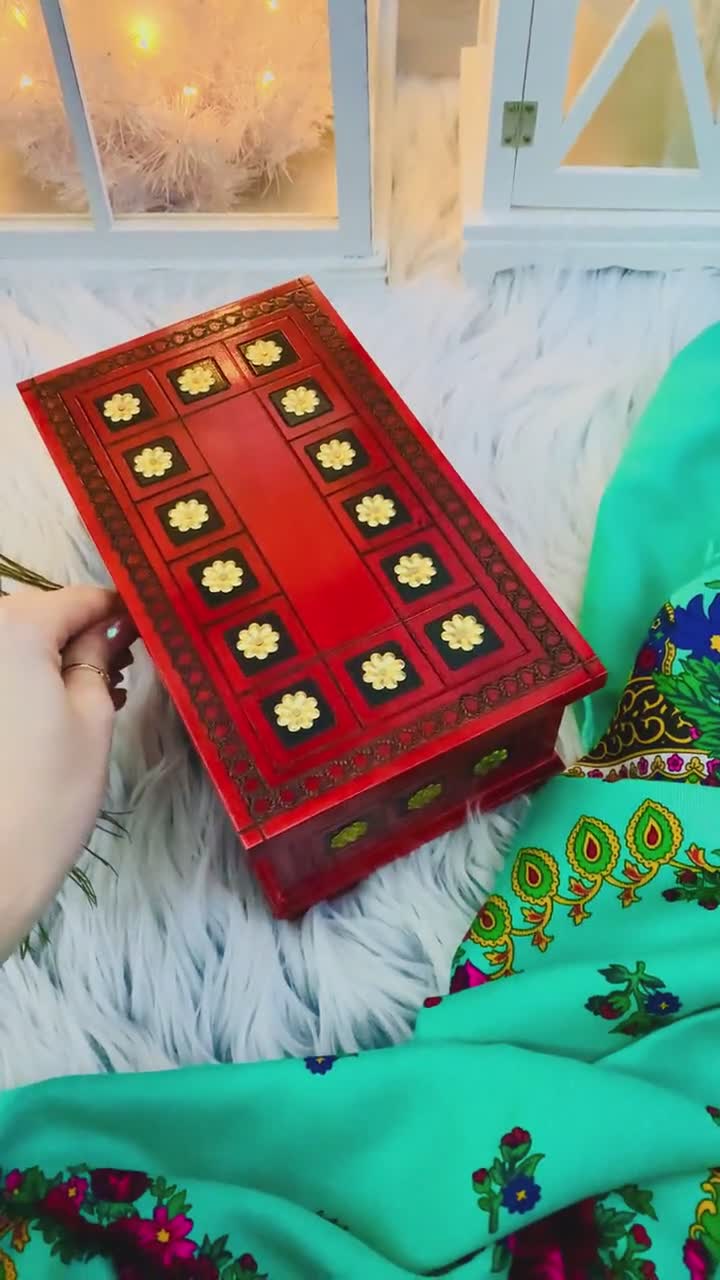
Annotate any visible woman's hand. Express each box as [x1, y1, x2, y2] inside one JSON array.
[[0, 585, 135, 960]]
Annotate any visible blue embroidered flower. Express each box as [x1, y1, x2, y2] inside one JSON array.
[[304, 1055, 337, 1075], [668, 592, 720, 661], [644, 990, 681, 1016], [501, 1174, 541, 1214]]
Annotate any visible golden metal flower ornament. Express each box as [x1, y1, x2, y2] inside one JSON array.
[[274, 690, 320, 732], [103, 391, 141, 423], [133, 445, 173, 478], [393, 553, 436, 588], [201, 559, 244, 594], [281, 385, 320, 416], [177, 363, 217, 396], [167, 499, 209, 533], [355, 493, 396, 528], [361, 651, 407, 691], [235, 621, 280, 661], [245, 338, 283, 368], [315, 438, 356, 471], [440, 613, 485, 652]]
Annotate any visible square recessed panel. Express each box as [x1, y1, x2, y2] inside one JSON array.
[[328, 623, 442, 723], [225, 610, 297, 678], [109, 419, 210, 501], [121, 435, 190, 489], [167, 357, 229, 404], [152, 343, 247, 416], [156, 488, 224, 546], [368, 530, 476, 617], [292, 414, 389, 494], [261, 362, 353, 440], [73, 367, 177, 440], [94, 383, 156, 432], [329, 471, 431, 553], [207, 595, 314, 694], [238, 329, 300, 377], [305, 427, 369, 485], [425, 604, 502, 670], [137, 475, 241, 561], [262, 678, 335, 750], [174, 534, 278, 624], [408, 588, 527, 687], [269, 377, 333, 428], [381, 540, 452, 601], [346, 642, 422, 708]]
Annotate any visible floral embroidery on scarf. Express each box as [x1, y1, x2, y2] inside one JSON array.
[[663, 852, 720, 911], [449, 948, 490, 993], [471, 1127, 545, 1273], [0, 1164, 267, 1277], [462, 799, 705, 979], [585, 962, 681, 1037], [685, 1168, 720, 1277], [304, 1056, 337, 1075], [590, 1186, 658, 1279]]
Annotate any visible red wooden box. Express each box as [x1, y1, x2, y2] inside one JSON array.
[[18, 277, 605, 916]]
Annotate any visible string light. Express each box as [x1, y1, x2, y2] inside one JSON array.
[[18, 73, 32, 89], [259, 68, 276, 89], [130, 18, 156, 51], [181, 84, 199, 99], [11, 5, 27, 28]]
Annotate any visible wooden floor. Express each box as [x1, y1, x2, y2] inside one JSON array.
[[397, 0, 479, 77]]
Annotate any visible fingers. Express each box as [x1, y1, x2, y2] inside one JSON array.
[[2, 584, 120, 651], [61, 619, 116, 718]]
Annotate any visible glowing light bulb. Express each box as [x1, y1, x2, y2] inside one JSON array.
[[131, 18, 155, 51], [18, 73, 32, 89], [182, 83, 198, 99], [259, 68, 276, 89], [12, 5, 28, 29]]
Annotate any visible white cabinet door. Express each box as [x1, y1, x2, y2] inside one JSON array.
[[512, 0, 720, 210]]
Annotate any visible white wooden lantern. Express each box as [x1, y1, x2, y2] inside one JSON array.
[[461, 0, 720, 276], [0, 0, 397, 269]]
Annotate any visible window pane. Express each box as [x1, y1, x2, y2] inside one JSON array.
[[562, 6, 697, 169], [62, 0, 338, 217], [0, 0, 88, 214]]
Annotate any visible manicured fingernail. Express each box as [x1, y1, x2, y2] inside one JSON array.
[[106, 623, 121, 640]]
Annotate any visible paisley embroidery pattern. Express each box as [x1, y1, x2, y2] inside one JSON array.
[[471, 1127, 545, 1274], [585, 962, 681, 1037], [686, 1168, 720, 1277], [0, 1163, 267, 1277], [465, 800, 689, 978]]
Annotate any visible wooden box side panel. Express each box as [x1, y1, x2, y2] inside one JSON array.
[[254, 701, 564, 915]]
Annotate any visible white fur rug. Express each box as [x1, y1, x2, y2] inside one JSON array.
[[3, 265, 720, 1087]]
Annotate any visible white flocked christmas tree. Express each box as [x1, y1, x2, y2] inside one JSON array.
[[0, 0, 334, 213]]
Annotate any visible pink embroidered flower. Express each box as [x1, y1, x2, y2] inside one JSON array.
[[587, 769, 603, 778], [4, 1169, 23, 1194], [423, 996, 442, 1008], [135, 1204, 196, 1264], [239, 1256, 259, 1273], [667, 753, 684, 773], [630, 1223, 651, 1248], [174, 1257, 220, 1279], [684, 1237, 713, 1279], [450, 959, 490, 993], [640, 1261, 658, 1279], [637, 757, 649, 776], [42, 1176, 88, 1216], [91, 1168, 149, 1202], [472, 1168, 489, 1184], [501, 1127, 530, 1150]]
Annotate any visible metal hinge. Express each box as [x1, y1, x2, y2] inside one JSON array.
[[501, 100, 538, 148]]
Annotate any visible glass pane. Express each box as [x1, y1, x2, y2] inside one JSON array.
[[62, 0, 337, 217], [564, 0, 635, 114], [0, 0, 88, 214], [691, 0, 720, 118], [562, 7, 697, 169]]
